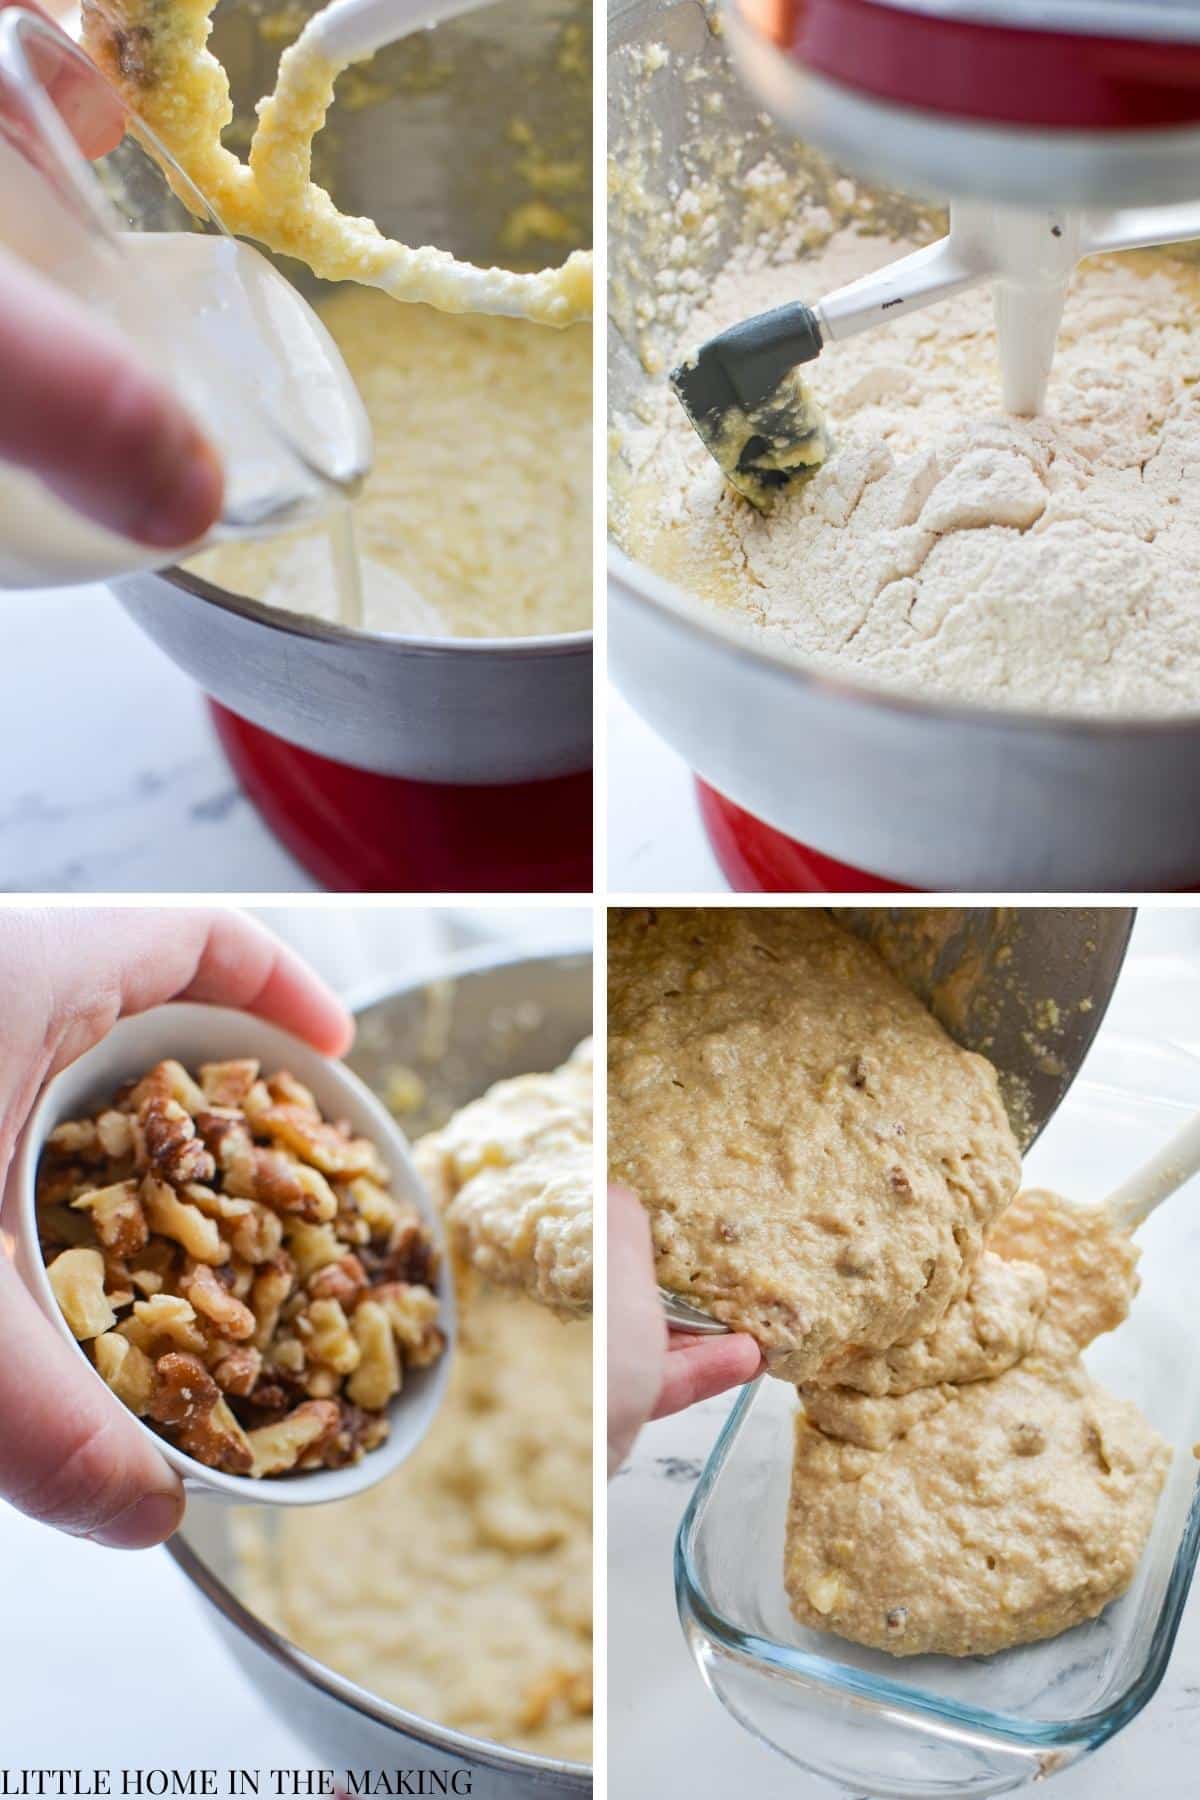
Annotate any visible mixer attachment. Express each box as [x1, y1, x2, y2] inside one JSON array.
[[672, 199, 1200, 505], [670, 302, 830, 509]]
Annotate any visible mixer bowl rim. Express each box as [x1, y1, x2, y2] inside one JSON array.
[[608, 540, 1200, 737], [167, 940, 593, 1789], [162, 562, 593, 657]]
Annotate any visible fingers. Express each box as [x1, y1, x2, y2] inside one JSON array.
[[171, 912, 355, 1056], [17, 10, 127, 157], [607, 1184, 666, 1474], [0, 248, 223, 550], [32, 908, 354, 1085], [651, 1333, 763, 1421], [0, 1253, 183, 1547]]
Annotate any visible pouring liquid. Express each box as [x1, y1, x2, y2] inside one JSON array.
[[328, 505, 365, 630], [0, 113, 371, 588]]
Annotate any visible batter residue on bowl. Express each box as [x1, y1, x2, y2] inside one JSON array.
[[236, 1285, 592, 1756]]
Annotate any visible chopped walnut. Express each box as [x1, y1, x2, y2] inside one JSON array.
[[183, 1262, 256, 1340], [94, 1332, 155, 1414], [209, 1342, 263, 1398], [301, 1298, 361, 1375], [142, 1097, 215, 1187], [178, 1394, 254, 1475], [70, 1179, 147, 1257], [141, 1176, 226, 1264], [118, 1294, 208, 1357], [38, 1055, 444, 1479], [347, 1300, 401, 1410], [247, 1398, 340, 1477], [47, 1248, 115, 1339], [200, 1059, 260, 1108]]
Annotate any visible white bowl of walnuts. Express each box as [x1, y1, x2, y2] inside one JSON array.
[[9, 1003, 455, 1504]]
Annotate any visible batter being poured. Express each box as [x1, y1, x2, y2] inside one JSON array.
[[607, 909, 1171, 1660], [790, 1189, 1169, 1657]]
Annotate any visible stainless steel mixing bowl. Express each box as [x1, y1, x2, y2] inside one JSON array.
[[115, 0, 592, 785], [607, 0, 1200, 888], [168, 944, 593, 1797]]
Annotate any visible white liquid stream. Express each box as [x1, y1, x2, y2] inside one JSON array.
[[328, 506, 365, 630]]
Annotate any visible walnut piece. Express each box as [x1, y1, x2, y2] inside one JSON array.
[[47, 1247, 116, 1339], [37, 1055, 444, 1480]]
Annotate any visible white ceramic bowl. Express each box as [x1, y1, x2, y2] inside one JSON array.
[[6, 1002, 455, 1505]]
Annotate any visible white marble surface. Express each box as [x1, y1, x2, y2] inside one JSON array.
[[0, 906, 589, 1772], [0, 583, 319, 893], [607, 685, 723, 894], [610, 908, 1200, 1799]]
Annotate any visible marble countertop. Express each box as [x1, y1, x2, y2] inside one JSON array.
[[608, 685, 724, 893], [610, 909, 1200, 1799], [1, 583, 320, 892]]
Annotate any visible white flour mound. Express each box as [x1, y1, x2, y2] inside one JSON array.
[[614, 228, 1200, 716]]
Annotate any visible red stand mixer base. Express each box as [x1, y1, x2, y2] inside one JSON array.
[[210, 702, 593, 893], [696, 780, 914, 893]]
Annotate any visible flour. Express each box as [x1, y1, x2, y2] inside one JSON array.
[[613, 225, 1200, 715]]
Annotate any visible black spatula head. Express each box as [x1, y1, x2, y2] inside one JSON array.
[[670, 301, 830, 509]]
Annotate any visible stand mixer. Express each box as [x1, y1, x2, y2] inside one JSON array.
[[607, 0, 1200, 891], [101, 0, 592, 893], [675, 0, 1200, 502]]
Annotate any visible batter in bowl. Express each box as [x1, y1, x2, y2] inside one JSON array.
[[417, 1038, 593, 1318], [190, 286, 592, 637], [236, 1061, 593, 1759], [237, 1285, 592, 1756], [609, 38, 1200, 716], [86, 0, 593, 637], [607, 908, 1021, 1383], [786, 1190, 1169, 1656]]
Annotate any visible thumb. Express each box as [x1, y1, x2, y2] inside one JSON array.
[[0, 246, 223, 550], [0, 1251, 184, 1547]]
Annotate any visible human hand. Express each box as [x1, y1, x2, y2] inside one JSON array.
[[608, 1184, 763, 1475], [0, 4, 224, 550], [0, 908, 352, 1549]]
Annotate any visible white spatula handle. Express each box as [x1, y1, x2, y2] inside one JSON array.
[[1104, 1108, 1200, 1235], [307, 0, 492, 66]]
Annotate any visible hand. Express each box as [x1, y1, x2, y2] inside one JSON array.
[[0, 908, 352, 1549], [608, 1184, 763, 1475], [0, 5, 224, 550]]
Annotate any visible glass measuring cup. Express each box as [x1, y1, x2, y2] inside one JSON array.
[[0, 6, 372, 589]]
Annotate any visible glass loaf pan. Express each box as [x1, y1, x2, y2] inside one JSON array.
[[675, 1029, 1200, 1797]]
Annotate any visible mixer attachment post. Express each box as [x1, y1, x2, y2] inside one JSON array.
[[670, 302, 830, 510]]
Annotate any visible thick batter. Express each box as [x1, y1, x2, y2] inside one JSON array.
[[607, 908, 1020, 1382], [237, 1287, 592, 1756], [82, 0, 592, 326], [786, 1190, 1169, 1656], [190, 285, 591, 636], [416, 1039, 593, 1319]]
